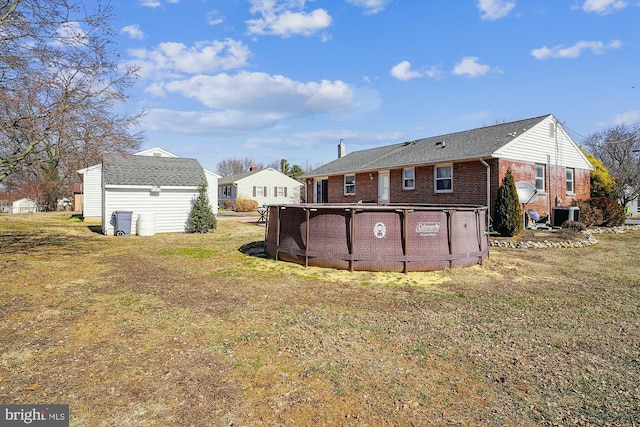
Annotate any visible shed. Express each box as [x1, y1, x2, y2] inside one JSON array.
[[78, 147, 219, 235]]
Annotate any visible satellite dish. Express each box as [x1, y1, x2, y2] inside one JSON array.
[[515, 181, 538, 204]]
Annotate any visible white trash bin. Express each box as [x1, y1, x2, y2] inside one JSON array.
[[137, 213, 156, 236]]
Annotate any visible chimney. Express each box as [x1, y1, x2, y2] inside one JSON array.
[[338, 139, 346, 158], [249, 165, 257, 172]]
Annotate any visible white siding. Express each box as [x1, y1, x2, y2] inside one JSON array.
[[236, 169, 302, 206], [493, 116, 593, 170], [78, 164, 102, 218], [204, 170, 219, 212], [12, 198, 37, 213], [134, 147, 179, 157], [103, 187, 203, 235]]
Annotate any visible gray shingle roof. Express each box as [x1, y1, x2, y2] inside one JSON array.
[[304, 115, 551, 177], [103, 154, 205, 187], [218, 169, 260, 186]]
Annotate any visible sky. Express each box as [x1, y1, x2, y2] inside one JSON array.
[[109, 0, 639, 173]]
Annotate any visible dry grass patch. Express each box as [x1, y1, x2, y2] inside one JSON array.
[[1, 213, 639, 426]]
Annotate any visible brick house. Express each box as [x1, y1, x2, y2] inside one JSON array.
[[302, 114, 593, 224]]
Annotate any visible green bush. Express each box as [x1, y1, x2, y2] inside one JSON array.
[[494, 169, 523, 237], [187, 182, 217, 233], [235, 196, 258, 212]]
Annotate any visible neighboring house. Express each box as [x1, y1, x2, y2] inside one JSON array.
[[302, 114, 593, 223], [12, 198, 38, 214], [218, 167, 303, 208], [77, 147, 220, 235]]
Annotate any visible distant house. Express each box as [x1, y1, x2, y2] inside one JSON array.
[[218, 167, 303, 208], [12, 198, 38, 214], [77, 147, 220, 235], [302, 114, 593, 223]]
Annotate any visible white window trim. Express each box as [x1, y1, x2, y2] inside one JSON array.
[[434, 164, 453, 193], [344, 174, 356, 195], [535, 164, 546, 193], [566, 168, 575, 195], [403, 168, 415, 190]]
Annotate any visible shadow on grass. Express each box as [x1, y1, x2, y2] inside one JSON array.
[[0, 232, 90, 255], [238, 240, 269, 258]]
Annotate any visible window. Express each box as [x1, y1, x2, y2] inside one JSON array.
[[255, 186, 264, 197], [566, 168, 575, 194], [276, 186, 285, 197], [344, 174, 355, 195], [222, 186, 232, 197], [403, 168, 415, 189], [535, 164, 545, 191], [435, 165, 452, 192]]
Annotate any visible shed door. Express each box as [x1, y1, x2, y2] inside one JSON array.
[[378, 171, 390, 203]]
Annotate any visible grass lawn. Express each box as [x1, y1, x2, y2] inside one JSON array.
[[1, 212, 638, 426]]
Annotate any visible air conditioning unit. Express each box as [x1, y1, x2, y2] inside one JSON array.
[[552, 206, 580, 227]]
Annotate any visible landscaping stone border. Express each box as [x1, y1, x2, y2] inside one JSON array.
[[489, 224, 640, 249]]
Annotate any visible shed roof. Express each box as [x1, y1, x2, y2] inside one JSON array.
[[103, 153, 205, 187], [304, 114, 552, 177]]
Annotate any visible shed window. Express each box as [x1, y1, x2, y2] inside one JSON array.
[[435, 165, 452, 192], [344, 175, 355, 195], [403, 168, 415, 190], [535, 164, 545, 191], [566, 168, 575, 194]]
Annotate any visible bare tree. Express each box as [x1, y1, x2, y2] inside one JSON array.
[[583, 124, 640, 207], [216, 158, 264, 176], [0, 0, 142, 208]]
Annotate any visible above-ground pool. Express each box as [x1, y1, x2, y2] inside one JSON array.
[[264, 204, 489, 272]]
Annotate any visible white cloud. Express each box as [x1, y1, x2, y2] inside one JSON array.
[[424, 65, 444, 79], [140, 0, 161, 7], [390, 61, 423, 81], [582, 0, 627, 14], [246, 0, 332, 37], [140, 0, 179, 7], [121, 24, 144, 40], [161, 71, 353, 113], [477, 0, 516, 21], [611, 110, 640, 126], [129, 39, 252, 78], [345, 0, 390, 15], [206, 10, 225, 26], [452, 57, 493, 77], [142, 109, 281, 134], [531, 40, 622, 59], [141, 71, 356, 135]]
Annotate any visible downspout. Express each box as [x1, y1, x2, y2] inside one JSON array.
[[479, 158, 491, 229]]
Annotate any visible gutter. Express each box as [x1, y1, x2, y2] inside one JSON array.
[[479, 158, 492, 228]]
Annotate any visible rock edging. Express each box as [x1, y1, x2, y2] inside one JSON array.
[[489, 224, 640, 249]]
